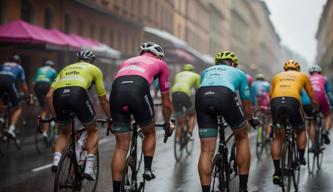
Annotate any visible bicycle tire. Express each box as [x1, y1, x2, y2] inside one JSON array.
[[291, 140, 300, 189], [185, 120, 194, 155], [14, 118, 25, 150], [211, 154, 229, 192], [281, 142, 292, 192], [54, 150, 77, 192], [306, 133, 315, 174], [120, 156, 137, 192], [255, 125, 264, 160], [173, 124, 183, 162]]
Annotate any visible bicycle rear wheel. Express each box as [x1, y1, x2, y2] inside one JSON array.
[[121, 156, 137, 192], [54, 151, 78, 192], [281, 143, 292, 192], [173, 127, 183, 162], [211, 154, 229, 192], [255, 126, 264, 160], [185, 121, 194, 155], [307, 134, 315, 174]]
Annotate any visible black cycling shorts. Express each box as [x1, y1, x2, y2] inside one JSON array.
[[0, 75, 20, 106], [172, 92, 194, 117], [34, 81, 50, 107], [53, 86, 95, 125], [195, 86, 246, 138], [110, 75, 154, 133], [302, 104, 314, 119], [271, 97, 305, 130]]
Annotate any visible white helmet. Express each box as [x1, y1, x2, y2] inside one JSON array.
[[308, 65, 322, 74], [139, 42, 164, 59]]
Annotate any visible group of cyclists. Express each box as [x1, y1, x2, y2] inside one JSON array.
[[0, 41, 332, 192]]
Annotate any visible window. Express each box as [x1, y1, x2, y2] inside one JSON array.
[[109, 30, 113, 47], [100, 27, 105, 42], [64, 13, 72, 34], [78, 17, 84, 36], [0, 0, 5, 24], [44, 7, 53, 29], [21, 0, 33, 23], [90, 23, 95, 39]]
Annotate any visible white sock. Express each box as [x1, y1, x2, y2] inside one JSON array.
[[53, 152, 62, 166], [9, 125, 15, 132], [84, 154, 95, 173]]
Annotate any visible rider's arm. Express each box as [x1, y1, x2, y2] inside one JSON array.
[[159, 62, 173, 123], [46, 87, 56, 118], [195, 74, 201, 90], [93, 67, 110, 117], [239, 73, 253, 120], [303, 75, 319, 110], [324, 79, 333, 106]]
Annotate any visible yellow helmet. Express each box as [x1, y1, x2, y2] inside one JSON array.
[[215, 51, 239, 66], [283, 59, 300, 71], [183, 64, 194, 71]]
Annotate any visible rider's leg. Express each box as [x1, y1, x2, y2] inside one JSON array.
[[198, 137, 216, 192], [141, 122, 156, 171], [8, 106, 22, 136], [40, 105, 49, 134], [323, 111, 332, 144], [84, 121, 99, 155], [188, 111, 196, 136], [52, 123, 71, 170], [233, 122, 251, 191], [296, 127, 307, 163], [112, 132, 131, 191], [309, 120, 316, 144], [176, 115, 185, 138], [271, 128, 284, 176]]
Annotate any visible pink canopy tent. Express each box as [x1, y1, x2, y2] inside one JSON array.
[[50, 29, 81, 48], [0, 20, 67, 46], [69, 34, 99, 47]]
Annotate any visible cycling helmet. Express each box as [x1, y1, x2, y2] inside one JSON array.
[[139, 42, 164, 59], [77, 50, 96, 62], [283, 59, 300, 71], [44, 60, 54, 67], [215, 51, 239, 66], [183, 64, 194, 71], [308, 65, 322, 74], [256, 73, 265, 81], [10, 54, 21, 63]]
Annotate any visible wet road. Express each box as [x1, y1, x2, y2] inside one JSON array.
[[1, 110, 333, 191]]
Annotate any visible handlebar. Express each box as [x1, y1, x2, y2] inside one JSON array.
[[160, 118, 176, 143]]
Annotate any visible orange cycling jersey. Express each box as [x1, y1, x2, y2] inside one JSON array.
[[270, 71, 315, 102]]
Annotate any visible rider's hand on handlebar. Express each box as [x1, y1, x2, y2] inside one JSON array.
[[163, 120, 175, 137], [249, 117, 260, 129]]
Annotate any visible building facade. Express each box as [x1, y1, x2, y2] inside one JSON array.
[[316, 0, 333, 71]]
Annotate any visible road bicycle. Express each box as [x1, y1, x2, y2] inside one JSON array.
[[306, 112, 325, 174], [279, 117, 301, 192], [173, 112, 194, 162], [50, 114, 111, 192], [35, 116, 57, 154], [210, 116, 238, 192], [121, 119, 175, 192], [254, 107, 271, 161], [0, 93, 28, 156]]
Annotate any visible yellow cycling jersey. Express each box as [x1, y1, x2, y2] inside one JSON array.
[[270, 70, 315, 102], [171, 71, 200, 97], [51, 62, 106, 96]]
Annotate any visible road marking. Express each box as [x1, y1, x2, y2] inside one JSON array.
[[31, 163, 52, 172], [31, 137, 111, 173]]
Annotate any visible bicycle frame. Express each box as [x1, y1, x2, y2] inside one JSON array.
[[129, 122, 144, 189]]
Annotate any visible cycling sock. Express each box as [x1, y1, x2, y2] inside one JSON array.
[[201, 185, 210, 192], [299, 149, 305, 159], [113, 180, 121, 192], [239, 174, 248, 191], [9, 125, 15, 132], [273, 160, 280, 175], [144, 156, 153, 170]]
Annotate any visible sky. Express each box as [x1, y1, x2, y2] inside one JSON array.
[[264, 0, 327, 64]]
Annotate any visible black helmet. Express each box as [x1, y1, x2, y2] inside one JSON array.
[[77, 50, 96, 62], [10, 54, 21, 63]]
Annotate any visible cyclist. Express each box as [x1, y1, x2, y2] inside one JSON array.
[[270, 60, 318, 185], [252, 73, 271, 137], [308, 65, 333, 146], [195, 51, 259, 192], [0, 54, 29, 138], [33, 59, 57, 138], [109, 42, 174, 192], [171, 64, 200, 138], [47, 50, 110, 181]]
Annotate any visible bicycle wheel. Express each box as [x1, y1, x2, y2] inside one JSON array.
[[307, 133, 315, 174], [316, 129, 324, 170], [229, 144, 239, 192], [255, 125, 264, 160], [54, 151, 78, 192], [173, 126, 183, 162], [14, 118, 26, 150], [185, 121, 194, 155], [291, 141, 300, 189], [211, 154, 229, 192], [121, 156, 137, 192], [81, 150, 99, 192], [281, 143, 292, 192]]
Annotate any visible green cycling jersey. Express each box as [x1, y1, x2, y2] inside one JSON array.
[[171, 71, 200, 96], [33, 66, 57, 83], [51, 62, 106, 96]]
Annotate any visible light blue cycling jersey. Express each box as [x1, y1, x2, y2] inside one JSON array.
[[0, 62, 26, 82], [301, 89, 311, 105], [33, 66, 58, 83], [200, 65, 251, 100]]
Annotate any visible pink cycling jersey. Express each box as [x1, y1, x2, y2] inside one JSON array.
[[115, 52, 170, 92], [310, 73, 330, 115]]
